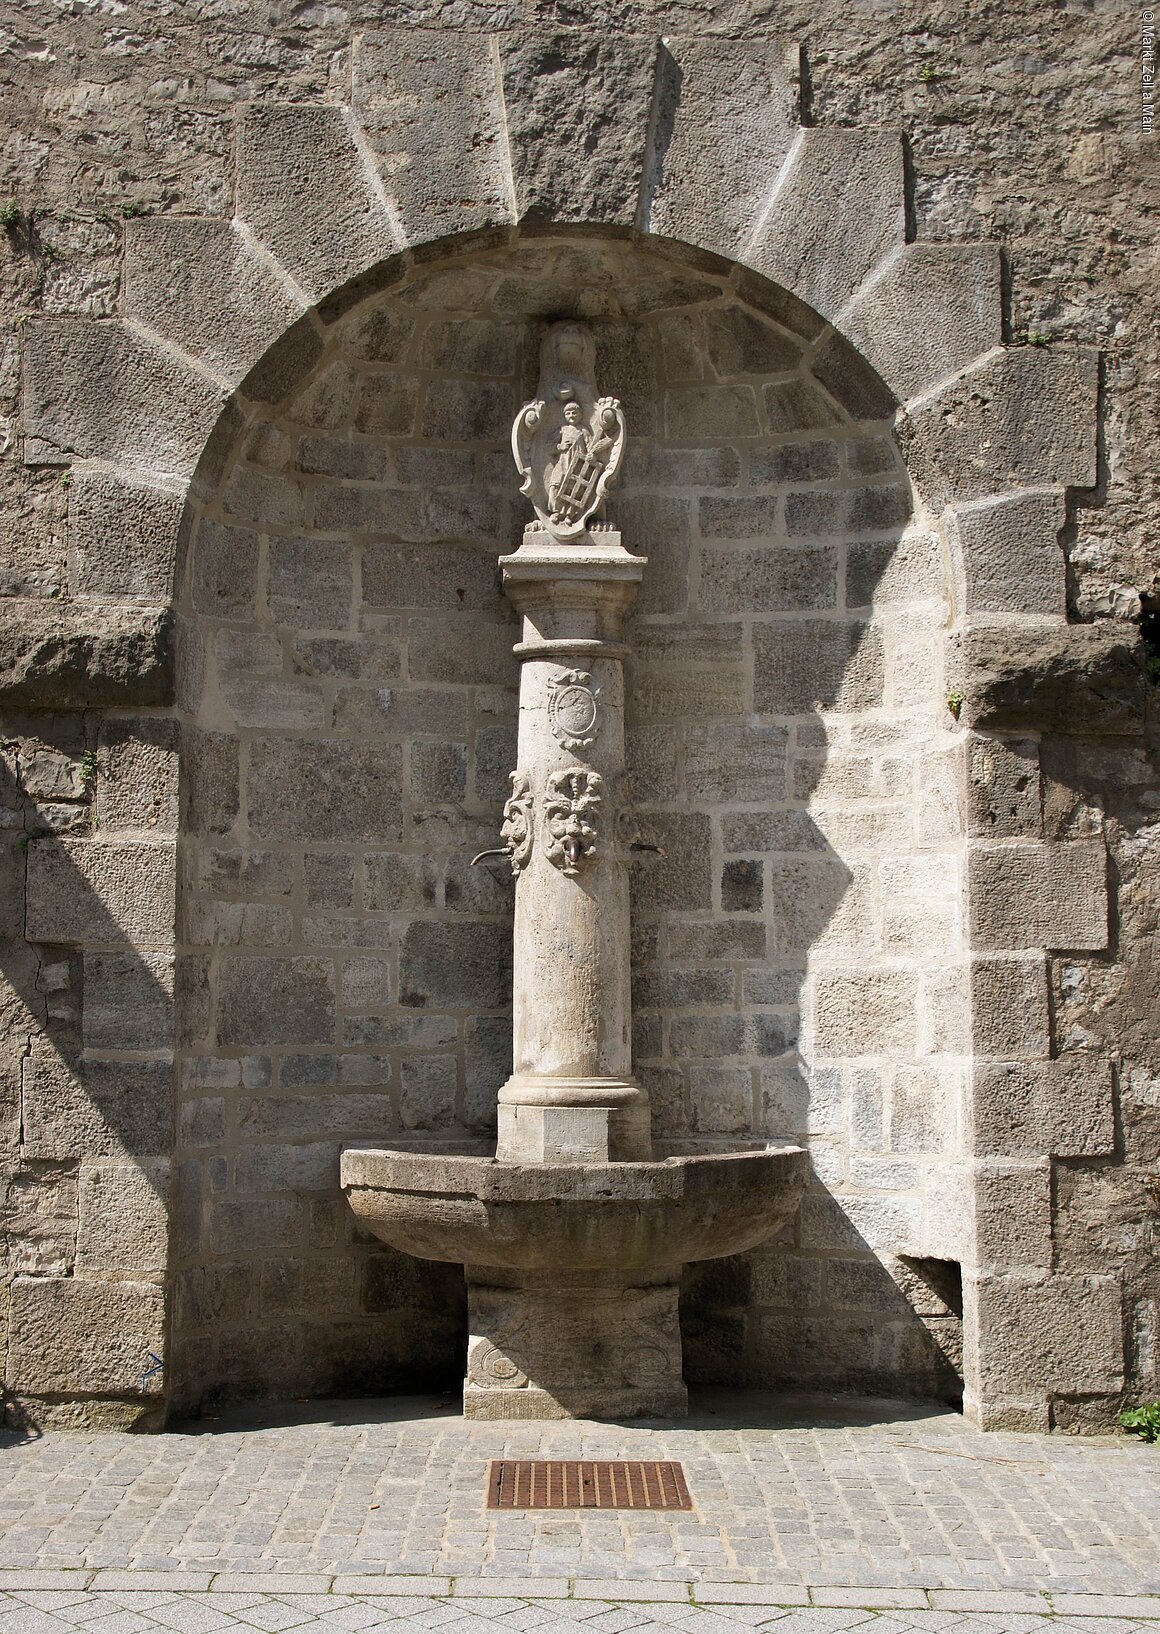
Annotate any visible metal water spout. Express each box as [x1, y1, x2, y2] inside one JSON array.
[[341, 321, 808, 1421]]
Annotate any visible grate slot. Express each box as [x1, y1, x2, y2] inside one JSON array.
[[486, 1459, 692, 1510]]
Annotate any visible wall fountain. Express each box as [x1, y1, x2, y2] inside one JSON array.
[[340, 323, 808, 1420]]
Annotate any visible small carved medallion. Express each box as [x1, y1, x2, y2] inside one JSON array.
[[500, 771, 534, 874], [547, 670, 600, 751], [544, 768, 603, 876]]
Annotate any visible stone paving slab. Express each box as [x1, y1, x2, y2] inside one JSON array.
[[0, 1391, 1158, 1626]]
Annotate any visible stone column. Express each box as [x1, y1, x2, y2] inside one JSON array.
[[495, 526, 651, 1163]]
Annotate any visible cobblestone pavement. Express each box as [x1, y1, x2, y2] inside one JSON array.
[[0, 1392, 1157, 1632]]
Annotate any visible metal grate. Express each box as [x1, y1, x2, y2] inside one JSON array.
[[487, 1459, 692, 1511]]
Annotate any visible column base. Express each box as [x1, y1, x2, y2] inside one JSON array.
[[464, 1266, 688, 1421], [496, 1076, 652, 1162]]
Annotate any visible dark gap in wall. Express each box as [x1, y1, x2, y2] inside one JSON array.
[[1138, 594, 1160, 684]]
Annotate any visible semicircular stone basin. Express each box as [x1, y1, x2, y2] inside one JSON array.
[[342, 1146, 810, 1272], [341, 1145, 810, 1420]]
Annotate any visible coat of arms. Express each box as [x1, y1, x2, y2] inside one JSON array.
[[511, 322, 627, 542]]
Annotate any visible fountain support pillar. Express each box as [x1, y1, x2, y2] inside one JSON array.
[[495, 528, 651, 1166]]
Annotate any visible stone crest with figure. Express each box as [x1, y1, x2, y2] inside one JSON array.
[[511, 321, 627, 541]]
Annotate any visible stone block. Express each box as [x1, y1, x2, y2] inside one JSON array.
[[268, 537, 353, 630], [399, 920, 511, 1010], [362, 543, 502, 612], [972, 1272, 1124, 1396], [406, 619, 516, 688], [418, 377, 515, 444], [889, 1063, 958, 1154], [69, 471, 181, 604], [23, 318, 224, 477], [762, 377, 844, 432], [235, 1142, 339, 1193], [643, 36, 798, 254], [364, 852, 438, 912], [95, 719, 179, 836], [699, 545, 837, 614], [630, 813, 712, 911], [899, 347, 1098, 508], [411, 741, 466, 805], [748, 129, 905, 322], [967, 735, 1041, 837], [83, 950, 173, 1053], [685, 722, 787, 801], [753, 619, 884, 714], [6, 1277, 166, 1395], [415, 320, 520, 378], [21, 1044, 173, 1160], [953, 620, 1149, 737], [238, 1092, 396, 1141], [750, 440, 840, 484], [951, 490, 1068, 617], [0, 600, 173, 710], [221, 467, 304, 529], [841, 243, 1001, 403], [498, 31, 656, 226], [247, 738, 402, 843], [666, 385, 760, 440], [181, 729, 239, 838], [26, 838, 175, 946], [968, 838, 1108, 951], [400, 1053, 458, 1130], [702, 307, 802, 377], [210, 1197, 301, 1256], [721, 859, 763, 913], [192, 520, 260, 620], [76, 1158, 170, 1282], [969, 954, 1050, 1060], [218, 677, 327, 733], [350, 375, 421, 438], [236, 105, 400, 302], [354, 30, 510, 243], [239, 316, 326, 407], [340, 956, 392, 1009], [974, 1159, 1051, 1273], [785, 484, 911, 537], [972, 1058, 1115, 1158], [811, 968, 917, 1058], [217, 956, 336, 1047], [260, 1255, 354, 1315], [124, 217, 305, 386]]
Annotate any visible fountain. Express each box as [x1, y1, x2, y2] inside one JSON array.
[[340, 322, 808, 1420]]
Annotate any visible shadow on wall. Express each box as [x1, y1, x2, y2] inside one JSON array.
[[0, 734, 176, 1425]]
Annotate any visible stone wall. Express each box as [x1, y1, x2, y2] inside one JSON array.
[[0, 3, 1154, 1431]]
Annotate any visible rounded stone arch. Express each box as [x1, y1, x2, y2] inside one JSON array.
[[15, 27, 1111, 1433]]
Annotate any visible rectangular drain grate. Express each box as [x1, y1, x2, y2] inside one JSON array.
[[487, 1459, 692, 1511]]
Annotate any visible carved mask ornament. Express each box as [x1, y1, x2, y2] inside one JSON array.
[[511, 322, 627, 542]]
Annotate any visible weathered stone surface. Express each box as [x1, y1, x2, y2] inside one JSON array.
[[973, 1159, 1052, 1273], [7, 1277, 166, 1395], [237, 105, 400, 302], [972, 1058, 1116, 1158], [498, 32, 657, 226], [69, 472, 182, 605], [23, 319, 224, 477], [246, 739, 402, 843], [643, 37, 799, 254], [811, 969, 918, 1057], [96, 718, 180, 836], [217, 955, 336, 1047], [400, 921, 511, 1011], [0, 601, 173, 708], [76, 1159, 170, 1282], [950, 491, 1068, 617], [967, 735, 1042, 837], [21, 1042, 173, 1161], [969, 955, 1050, 1061], [899, 347, 1098, 507], [971, 1273, 1124, 1397], [124, 218, 306, 385], [83, 951, 174, 1053], [354, 30, 511, 243], [26, 838, 176, 946], [968, 838, 1108, 952], [747, 129, 905, 322], [952, 621, 1150, 735], [841, 243, 1001, 403]]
